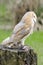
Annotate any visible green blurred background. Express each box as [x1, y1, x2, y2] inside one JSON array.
[[0, 0, 43, 65]]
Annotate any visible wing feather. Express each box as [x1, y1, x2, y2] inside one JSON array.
[[13, 21, 25, 34], [10, 21, 31, 42]]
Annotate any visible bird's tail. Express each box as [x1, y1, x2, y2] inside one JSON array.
[[0, 37, 13, 47]]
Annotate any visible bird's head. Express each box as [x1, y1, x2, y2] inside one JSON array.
[[22, 11, 37, 24], [27, 11, 37, 23]]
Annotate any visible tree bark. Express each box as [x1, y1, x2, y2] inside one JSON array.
[[0, 45, 37, 65]]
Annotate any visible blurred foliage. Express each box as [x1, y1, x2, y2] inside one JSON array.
[[0, 4, 6, 16], [0, 4, 14, 25], [0, 0, 39, 26], [36, 7, 43, 17], [0, 0, 43, 30]]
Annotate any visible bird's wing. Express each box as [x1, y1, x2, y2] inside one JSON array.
[[1, 37, 13, 46], [10, 21, 31, 42], [10, 21, 25, 41], [13, 21, 25, 34]]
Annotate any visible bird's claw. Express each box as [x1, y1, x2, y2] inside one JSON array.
[[22, 46, 28, 51]]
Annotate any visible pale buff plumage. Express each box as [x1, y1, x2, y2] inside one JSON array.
[[1, 11, 37, 47]]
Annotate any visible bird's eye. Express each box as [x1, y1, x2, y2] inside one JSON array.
[[34, 15, 35, 18]]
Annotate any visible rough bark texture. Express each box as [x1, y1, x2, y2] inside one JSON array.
[[0, 45, 37, 65]]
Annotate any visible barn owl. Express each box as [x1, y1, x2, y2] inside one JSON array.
[[1, 11, 37, 47]]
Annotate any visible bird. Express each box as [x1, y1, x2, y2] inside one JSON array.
[[1, 11, 37, 48]]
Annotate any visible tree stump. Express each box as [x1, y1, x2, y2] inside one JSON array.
[[0, 45, 37, 65]]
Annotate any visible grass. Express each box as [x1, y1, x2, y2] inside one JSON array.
[[0, 4, 6, 16], [0, 30, 12, 43], [0, 30, 43, 65]]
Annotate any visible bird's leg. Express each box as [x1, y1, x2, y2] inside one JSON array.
[[21, 40, 29, 51], [7, 42, 17, 48]]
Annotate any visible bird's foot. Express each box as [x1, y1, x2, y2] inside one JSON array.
[[22, 46, 29, 51]]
